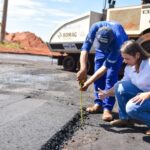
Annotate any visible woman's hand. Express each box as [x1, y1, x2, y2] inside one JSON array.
[[98, 88, 107, 100], [131, 92, 150, 105]]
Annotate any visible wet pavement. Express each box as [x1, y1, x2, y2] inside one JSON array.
[[0, 53, 150, 150]]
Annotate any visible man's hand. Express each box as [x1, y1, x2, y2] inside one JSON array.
[[76, 69, 87, 84], [77, 50, 88, 84], [80, 81, 90, 91]]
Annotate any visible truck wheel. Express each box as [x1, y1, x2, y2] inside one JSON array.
[[136, 33, 150, 53], [77, 59, 92, 74], [62, 56, 76, 71]]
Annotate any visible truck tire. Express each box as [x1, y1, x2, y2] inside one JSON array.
[[136, 32, 150, 53], [62, 56, 76, 71], [57, 56, 63, 65], [77, 58, 93, 75]]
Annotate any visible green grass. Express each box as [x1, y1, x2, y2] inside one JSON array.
[[0, 42, 22, 49]]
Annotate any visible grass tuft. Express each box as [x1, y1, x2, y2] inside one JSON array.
[[0, 42, 22, 49]]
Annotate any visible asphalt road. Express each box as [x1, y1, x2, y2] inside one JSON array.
[[0, 53, 90, 150], [0, 53, 150, 150]]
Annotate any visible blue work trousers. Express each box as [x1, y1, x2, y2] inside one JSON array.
[[114, 80, 150, 127], [94, 57, 122, 111]]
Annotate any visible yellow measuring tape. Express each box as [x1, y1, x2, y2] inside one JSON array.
[[80, 83, 84, 125]]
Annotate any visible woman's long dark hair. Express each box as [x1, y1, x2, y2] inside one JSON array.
[[121, 40, 150, 59]]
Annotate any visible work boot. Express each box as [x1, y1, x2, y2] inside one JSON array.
[[110, 119, 134, 127], [86, 104, 102, 113], [145, 129, 150, 135], [102, 110, 113, 122]]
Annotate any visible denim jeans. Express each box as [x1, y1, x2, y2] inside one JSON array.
[[114, 80, 150, 127]]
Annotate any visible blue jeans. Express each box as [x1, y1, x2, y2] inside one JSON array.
[[94, 57, 122, 111], [114, 80, 150, 127]]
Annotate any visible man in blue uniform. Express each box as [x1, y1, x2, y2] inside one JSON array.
[[77, 21, 128, 121]]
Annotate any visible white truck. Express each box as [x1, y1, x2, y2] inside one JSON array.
[[48, 1, 150, 74]]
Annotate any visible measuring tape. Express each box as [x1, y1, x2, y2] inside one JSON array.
[[80, 83, 84, 125]]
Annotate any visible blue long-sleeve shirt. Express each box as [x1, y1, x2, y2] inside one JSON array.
[[81, 21, 128, 68]]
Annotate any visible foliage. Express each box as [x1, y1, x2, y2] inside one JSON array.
[[0, 42, 22, 49]]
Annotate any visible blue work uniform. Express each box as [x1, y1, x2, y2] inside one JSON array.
[[81, 21, 128, 111]]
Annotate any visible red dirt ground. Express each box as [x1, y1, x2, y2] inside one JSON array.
[[0, 32, 61, 57]]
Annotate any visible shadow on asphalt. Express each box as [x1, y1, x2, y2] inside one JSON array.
[[112, 112, 119, 119], [100, 124, 150, 144], [143, 136, 150, 143], [100, 123, 147, 134], [100, 111, 148, 135]]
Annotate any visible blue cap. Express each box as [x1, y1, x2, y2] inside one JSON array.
[[94, 26, 114, 50]]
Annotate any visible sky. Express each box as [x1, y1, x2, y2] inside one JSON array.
[[0, 0, 141, 42]]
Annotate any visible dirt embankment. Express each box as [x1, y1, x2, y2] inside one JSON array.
[[0, 32, 61, 57]]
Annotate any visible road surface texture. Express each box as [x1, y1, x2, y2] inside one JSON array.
[[0, 53, 149, 150]]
